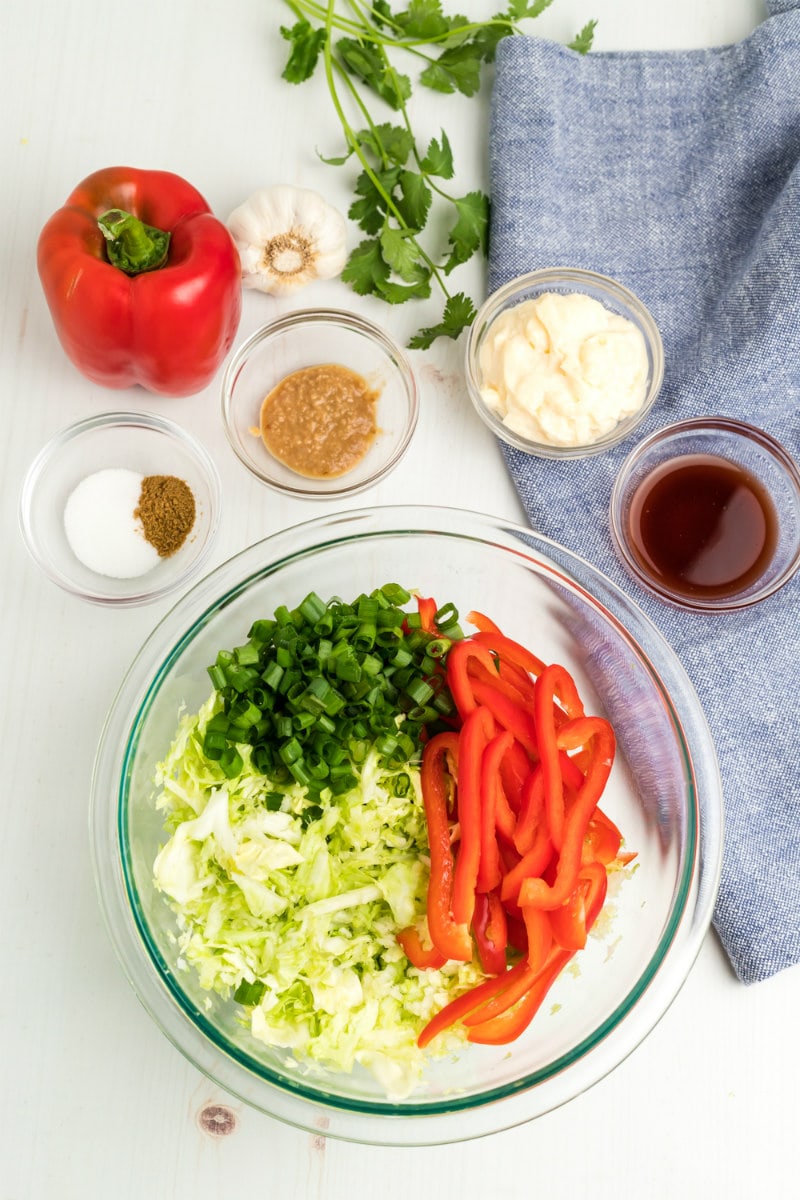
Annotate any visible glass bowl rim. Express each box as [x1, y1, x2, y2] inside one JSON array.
[[90, 504, 723, 1142], [464, 266, 665, 460], [220, 307, 420, 498], [18, 409, 222, 607], [609, 414, 800, 612]]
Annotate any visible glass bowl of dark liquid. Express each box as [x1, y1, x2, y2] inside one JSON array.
[[610, 417, 800, 611]]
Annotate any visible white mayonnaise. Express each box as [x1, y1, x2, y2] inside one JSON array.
[[478, 292, 650, 447]]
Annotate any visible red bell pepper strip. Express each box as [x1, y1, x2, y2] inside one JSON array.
[[499, 737, 532, 812], [37, 166, 241, 396], [446, 640, 502, 718], [494, 773, 518, 843], [583, 807, 623, 866], [501, 837, 554, 906], [477, 730, 514, 892], [451, 706, 495, 926], [416, 595, 438, 633], [505, 913, 529, 955], [417, 958, 533, 1048], [420, 733, 472, 962], [519, 716, 616, 911], [397, 927, 448, 970], [521, 903, 553, 973], [466, 657, 533, 708], [510, 756, 584, 856], [512, 763, 545, 856], [533, 664, 585, 849], [548, 861, 608, 951], [466, 947, 572, 1045], [471, 890, 508, 975], [470, 630, 546, 681], [462, 960, 539, 1026], [466, 610, 502, 634], [470, 677, 539, 757]]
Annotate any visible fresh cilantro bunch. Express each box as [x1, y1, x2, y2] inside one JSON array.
[[281, 1, 596, 348]]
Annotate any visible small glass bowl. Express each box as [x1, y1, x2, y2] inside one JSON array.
[[221, 309, 419, 498], [610, 417, 800, 612], [465, 267, 664, 459], [19, 411, 221, 607]]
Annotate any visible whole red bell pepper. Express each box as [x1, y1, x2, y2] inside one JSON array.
[[37, 166, 242, 396]]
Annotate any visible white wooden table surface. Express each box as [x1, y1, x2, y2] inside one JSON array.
[[3, 1, 797, 1197]]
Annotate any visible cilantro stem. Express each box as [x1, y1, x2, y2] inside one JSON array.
[[292, 0, 525, 50], [280, 0, 569, 344], [326, 43, 450, 295], [287, 0, 364, 37]]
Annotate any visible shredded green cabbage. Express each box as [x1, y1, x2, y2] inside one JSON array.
[[153, 693, 485, 1098]]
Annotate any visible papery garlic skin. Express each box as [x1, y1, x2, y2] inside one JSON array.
[[227, 185, 347, 295]]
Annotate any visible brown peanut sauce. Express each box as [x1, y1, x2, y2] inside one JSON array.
[[259, 363, 378, 479]]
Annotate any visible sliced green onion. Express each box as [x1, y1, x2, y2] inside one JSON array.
[[381, 583, 411, 605], [288, 759, 312, 786], [248, 619, 275, 642], [219, 746, 244, 778], [434, 602, 458, 626], [300, 803, 324, 827], [202, 583, 460, 794], [299, 591, 327, 625], [207, 664, 227, 690], [234, 979, 266, 1006], [279, 737, 302, 765], [234, 642, 260, 666], [261, 661, 284, 690]]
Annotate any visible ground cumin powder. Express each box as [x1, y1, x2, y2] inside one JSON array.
[[135, 474, 196, 557]]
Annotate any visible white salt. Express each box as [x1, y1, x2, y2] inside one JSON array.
[[63, 468, 161, 579]]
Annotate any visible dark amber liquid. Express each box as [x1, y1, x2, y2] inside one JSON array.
[[628, 454, 778, 600]]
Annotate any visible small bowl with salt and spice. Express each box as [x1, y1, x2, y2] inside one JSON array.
[[19, 411, 220, 606], [465, 267, 664, 459], [221, 309, 419, 498], [610, 417, 800, 611]]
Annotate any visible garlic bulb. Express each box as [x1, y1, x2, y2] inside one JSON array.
[[227, 185, 348, 295]]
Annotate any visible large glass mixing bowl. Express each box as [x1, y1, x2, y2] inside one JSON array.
[[90, 506, 723, 1145]]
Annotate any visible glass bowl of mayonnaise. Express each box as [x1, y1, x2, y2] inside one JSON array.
[[465, 268, 664, 459]]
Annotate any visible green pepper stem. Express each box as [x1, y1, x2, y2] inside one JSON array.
[[97, 208, 171, 275]]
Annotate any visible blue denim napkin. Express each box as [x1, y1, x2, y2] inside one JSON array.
[[487, 0, 800, 984]]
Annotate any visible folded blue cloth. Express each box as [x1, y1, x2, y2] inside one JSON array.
[[487, 0, 800, 984]]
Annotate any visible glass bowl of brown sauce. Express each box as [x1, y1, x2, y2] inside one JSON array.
[[221, 310, 419, 498], [610, 417, 800, 611]]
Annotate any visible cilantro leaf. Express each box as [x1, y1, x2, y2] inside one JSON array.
[[337, 38, 411, 110], [377, 276, 433, 304], [396, 170, 432, 229], [444, 192, 489, 274], [568, 20, 597, 54], [280, 21, 327, 85], [360, 123, 415, 167], [420, 131, 454, 179], [468, 22, 513, 64], [420, 42, 483, 96], [341, 239, 390, 295], [408, 293, 477, 349], [505, 0, 554, 21], [392, 0, 451, 40], [372, 0, 396, 29], [348, 167, 402, 235], [318, 147, 353, 167], [380, 227, 429, 283]]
